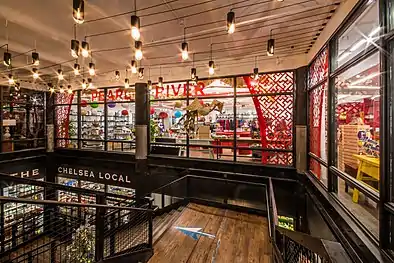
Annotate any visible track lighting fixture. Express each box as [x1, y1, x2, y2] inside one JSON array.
[[131, 60, 137, 73], [158, 77, 163, 87], [138, 67, 144, 79], [115, 70, 120, 80], [148, 80, 152, 89], [81, 41, 90, 57], [181, 42, 189, 61], [209, 61, 215, 76], [73, 0, 85, 24], [67, 85, 73, 94], [3, 52, 11, 67], [59, 85, 65, 93], [58, 69, 64, 80], [32, 52, 40, 66], [74, 63, 80, 75], [8, 74, 14, 85], [71, 39, 80, 58], [135, 41, 143, 61], [32, 68, 39, 79], [124, 78, 130, 89], [130, 15, 141, 41], [82, 79, 87, 89], [227, 11, 235, 34], [89, 62, 95, 76], [267, 30, 275, 56], [191, 68, 196, 80]]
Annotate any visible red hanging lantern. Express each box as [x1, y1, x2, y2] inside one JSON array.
[[121, 109, 129, 116], [150, 107, 155, 115], [159, 112, 168, 119], [81, 100, 88, 107]]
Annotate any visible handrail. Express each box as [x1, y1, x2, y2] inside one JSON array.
[[149, 174, 189, 194]]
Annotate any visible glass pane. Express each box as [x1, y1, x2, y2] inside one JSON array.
[[333, 0, 380, 70], [308, 47, 329, 88], [192, 78, 234, 98], [189, 146, 233, 161], [55, 105, 78, 148], [237, 150, 292, 166], [335, 53, 380, 186], [55, 91, 77, 104], [335, 176, 378, 238], [309, 158, 328, 186], [107, 102, 135, 153], [81, 104, 104, 150], [238, 72, 294, 93], [106, 87, 135, 103], [151, 81, 188, 99], [309, 82, 328, 161]]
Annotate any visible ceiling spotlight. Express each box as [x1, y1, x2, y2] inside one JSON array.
[[59, 85, 65, 93], [32, 52, 40, 66], [138, 67, 144, 79], [253, 68, 259, 80], [124, 78, 130, 89], [227, 11, 235, 34], [135, 41, 143, 61], [67, 85, 73, 94], [115, 70, 120, 80], [73, 0, 85, 24], [8, 74, 14, 85], [74, 63, 80, 75], [131, 60, 137, 73], [71, 39, 80, 58], [148, 80, 152, 89], [191, 68, 196, 80], [32, 68, 39, 79], [267, 30, 275, 56], [131, 15, 141, 41], [158, 77, 163, 87], [209, 60, 215, 75], [3, 52, 11, 67], [89, 62, 95, 76], [82, 79, 87, 89], [181, 42, 189, 61], [58, 69, 64, 80], [81, 41, 90, 57]]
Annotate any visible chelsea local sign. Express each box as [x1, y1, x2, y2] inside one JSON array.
[[58, 166, 131, 186]]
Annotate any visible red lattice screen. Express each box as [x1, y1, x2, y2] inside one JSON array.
[[243, 72, 294, 166], [55, 93, 74, 147], [308, 47, 328, 88]]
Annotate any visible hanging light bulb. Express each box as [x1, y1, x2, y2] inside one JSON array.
[[59, 85, 65, 93], [32, 68, 39, 79], [74, 63, 80, 75], [115, 70, 120, 80], [208, 60, 215, 75], [67, 85, 73, 94], [135, 41, 143, 61], [32, 52, 40, 66], [227, 11, 235, 34], [181, 42, 189, 61], [131, 60, 137, 73], [8, 74, 14, 85], [81, 79, 87, 89], [3, 52, 11, 67], [49, 86, 55, 94], [191, 68, 196, 80], [87, 78, 94, 89], [15, 83, 21, 91], [138, 68, 144, 79], [267, 30, 275, 56], [131, 15, 141, 41], [147, 80, 152, 89], [71, 39, 80, 58], [89, 62, 95, 76], [252, 68, 259, 80], [158, 77, 163, 87], [73, 0, 85, 24], [58, 69, 64, 80], [124, 78, 130, 89], [81, 41, 90, 57]]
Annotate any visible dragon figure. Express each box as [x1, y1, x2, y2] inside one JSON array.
[[178, 98, 224, 133]]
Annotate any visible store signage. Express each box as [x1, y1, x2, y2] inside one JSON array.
[[152, 82, 206, 99], [91, 88, 134, 102], [58, 166, 131, 185], [9, 169, 41, 179]]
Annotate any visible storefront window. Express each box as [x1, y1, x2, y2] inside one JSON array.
[[107, 102, 135, 152], [333, 0, 380, 70], [81, 103, 105, 150]]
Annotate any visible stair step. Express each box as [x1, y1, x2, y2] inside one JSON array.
[[153, 212, 174, 237], [153, 210, 182, 244]]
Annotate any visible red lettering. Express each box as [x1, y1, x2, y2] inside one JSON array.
[[194, 82, 205, 96], [171, 84, 182, 97], [182, 83, 189, 97], [124, 91, 131, 100], [91, 91, 98, 101], [107, 90, 115, 101], [99, 91, 105, 101], [115, 89, 123, 101], [155, 86, 164, 99]]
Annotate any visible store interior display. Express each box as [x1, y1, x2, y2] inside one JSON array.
[[278, 216, 294, 231]]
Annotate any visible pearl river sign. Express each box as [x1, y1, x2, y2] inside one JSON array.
[[57, 166, 132, 186]]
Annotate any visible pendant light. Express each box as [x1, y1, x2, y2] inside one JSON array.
[[32, 52, 40, 66], [135, 41, 143, 61], [227, 11, 235, 34], [81, 40, 90, 57], [147, 80, 152, 89], [67, 85, 73, 94], [59, 85, 65, 93], [252, 56, 259, 80], [208, 44, 214, 76], [89, 62, 95, 76], [191, 68, 196, 80], [3, 50, 11, 67], [87, 78, 93, 89], [8, 74, 14, 85], [124, 78, 130, 89], [115, 70, 120, 81], [74, 63, 80, 75], [81, 78, 87, 89], [32, 68, 39, 79], [181, 28, 189, 61], [130, 0, 140, 41], [267, 29, 275, 56], [58, 69, 64, 80], [131, 60, 137, 73], [158, 65, 163, 87], [73, 0, 85, 24], [49, 84, 55, 94], [71, 25, 80, 58], [138, 67, 144, 79]]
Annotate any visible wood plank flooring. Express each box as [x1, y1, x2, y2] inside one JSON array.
[[149, 203, 270, 263]]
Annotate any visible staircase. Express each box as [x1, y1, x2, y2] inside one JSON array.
[[153, 206, 184, 244]]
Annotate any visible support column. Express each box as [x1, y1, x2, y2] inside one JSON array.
[[295, 67, 307, 173], [135, 82, 149, 200]]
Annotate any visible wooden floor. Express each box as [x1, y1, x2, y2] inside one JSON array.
[[149, 203, 270, 263]]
